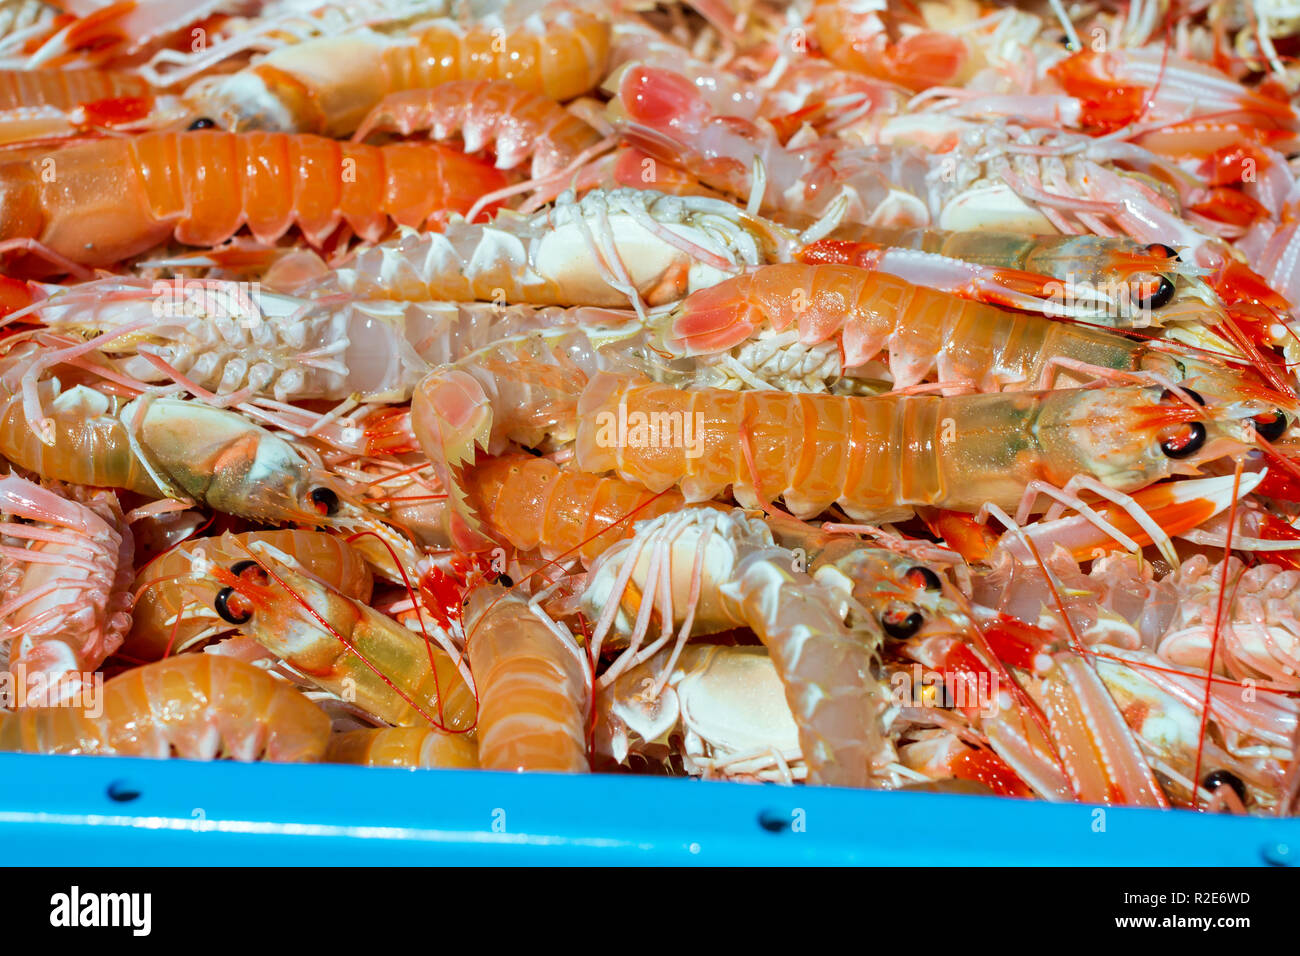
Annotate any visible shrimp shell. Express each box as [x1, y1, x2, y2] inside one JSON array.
[[662, 263, 1261, 400], [0, 474, 132, 694], [465, 585, 588, 772], [0, 130, 509, 268], [573, 374, 1255, 521], [304, 188, 786, 307], [0, 66, 182, 143], [353, 80, 604, 180], [34, 277, 646, 404], [219, 555, 477, 730], [581, 510, 884, 787], [465, 452, 692, 564], [0, 654, 331, 761], [0, 382, 346, 526], [325, 726, 478, 768], [193, 8, 610, 137]]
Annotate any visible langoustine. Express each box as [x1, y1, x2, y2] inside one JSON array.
[[0, 0, 1298, 820]]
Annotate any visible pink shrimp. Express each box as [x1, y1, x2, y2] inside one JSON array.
[[0, 473, 132, 704]]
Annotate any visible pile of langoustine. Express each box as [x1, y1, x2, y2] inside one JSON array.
[[2, 0, 1300, 816]]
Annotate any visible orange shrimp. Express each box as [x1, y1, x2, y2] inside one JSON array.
[[208, 554, 477, 731], [0, 653, 331, 761], [795, 227, 1224, 326], [464, 585, 588, 773], [324, 726, 478, 769], [0, 129, 509, 269], [572, 373, 1263, 521], [662, 263, 1280, 406], [194, 8, 611, 137], [464, 453, 693, 564], [126, 530, 374, 663], [353, 80, 604, 180]]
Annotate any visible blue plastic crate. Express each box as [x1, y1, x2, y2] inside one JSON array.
[[2, 752, 1296, 865]]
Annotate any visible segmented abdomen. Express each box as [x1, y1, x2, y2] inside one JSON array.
[[465, 453, 688, 563], [0, 654, 330, 761], [0, 387, 162, 495], [720, 545, 883, 787], [577, 376, 1197, 517], [671, 263, 1142, 390], [355, 80, 604, 180], [127, 130, 508, 246], [575, 373, 950, 517], [325, 727, 479, 768], [465, 586, 589, 773], [389, 12, 610, 104]]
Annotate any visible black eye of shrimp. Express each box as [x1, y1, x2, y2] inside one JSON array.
[[1136, 274, 1176, 310], [1159, 421, 1207, 459], [1135, 244, 1180, 310], [1202, 769, 1247, 804], [881, 602, 923, 640], [903, 566, 942, 592], [309, 487, 339, 516], [214, 587, 252, 625], [188, 117, 216, 130], [214, 561, 268, 625], [1252, 410, 1288, 442]]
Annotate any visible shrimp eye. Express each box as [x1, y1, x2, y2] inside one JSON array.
[[1202, 769, 1247, 804], [1137, 274, 1176, 309], [309, 486, 339, 516], [1135, 245, 1179, 310], [881, 602, 923, 640], [1159, 421, 1207, 458], [1252, 410, 1288, 441], [214, 561, 267, 624], [188, 117, 216, 130], [1160, 387, 1205, 407], [214, 587, 252, 625], [229, 560, 268, 583], [903, 566, 942, 591]]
